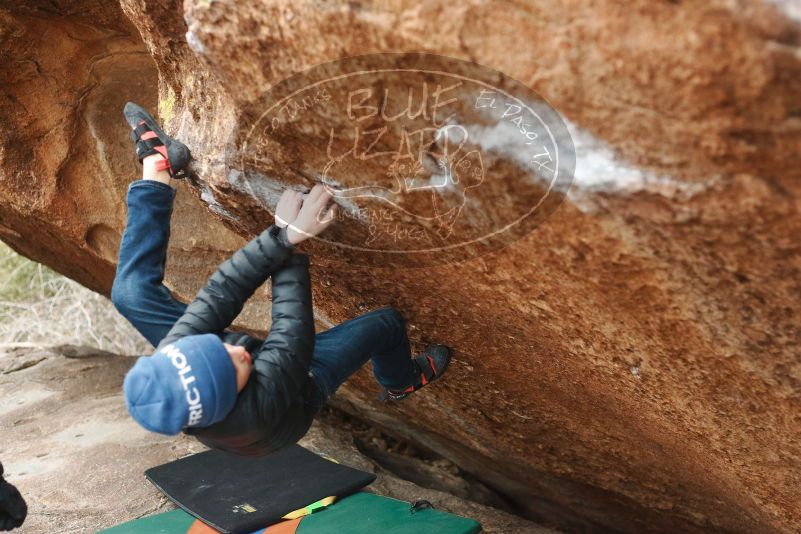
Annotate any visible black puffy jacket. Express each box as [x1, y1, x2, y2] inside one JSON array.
[[157, 224, 317, 456]]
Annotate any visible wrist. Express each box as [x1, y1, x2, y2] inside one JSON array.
[[277, 225, 296, 248], [285, 226, 305, 245], [275, 214, 290, 228]]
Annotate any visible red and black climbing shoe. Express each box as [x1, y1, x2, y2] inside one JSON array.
[[382, 345, 452, 401], [124, 101, 191, 178]]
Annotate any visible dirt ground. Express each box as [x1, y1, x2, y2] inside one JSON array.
[[0, 345, 551, 533]]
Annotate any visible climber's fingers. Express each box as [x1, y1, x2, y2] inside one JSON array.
[[275, 189, 304, 228], [318, 202, 337, 225], [305, 184, 327, 204]]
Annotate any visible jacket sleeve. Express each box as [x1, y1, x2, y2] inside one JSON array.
[[158, 225, 296, 349], [252, 253, 315, 426]]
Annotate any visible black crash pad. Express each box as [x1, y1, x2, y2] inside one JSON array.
[[145, 444, 376, 534]]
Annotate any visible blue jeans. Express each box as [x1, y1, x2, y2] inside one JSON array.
[[111, 180, 416, 412]]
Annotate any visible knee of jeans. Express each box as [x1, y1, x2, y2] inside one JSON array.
[[110, 278, 134, 315], [111, 277, 149, 319], [378, 306, 406, 337]]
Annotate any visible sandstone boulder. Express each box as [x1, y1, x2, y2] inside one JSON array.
[[1, 1, 801, 532]]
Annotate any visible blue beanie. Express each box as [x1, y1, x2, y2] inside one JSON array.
[[123, 333, 238, 435]]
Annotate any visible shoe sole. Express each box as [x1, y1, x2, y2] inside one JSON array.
[[123, 102, 191, 173]]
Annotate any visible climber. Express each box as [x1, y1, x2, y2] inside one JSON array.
[[111, 103, 452, 456], [0, 461, 27, 531]]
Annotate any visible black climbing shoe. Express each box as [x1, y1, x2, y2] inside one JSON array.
[[123, 101, 191, 178], [381, 344, 452, 401]]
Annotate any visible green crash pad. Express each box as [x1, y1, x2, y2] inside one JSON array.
[[294, 491, 482, 534], [99, 508, 195, 534], [100, 492, 482, 534]]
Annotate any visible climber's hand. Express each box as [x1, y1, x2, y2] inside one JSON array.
[[275, 189, 304, 229], [286, 184, 337, 245], [0, 479, 27, 531]]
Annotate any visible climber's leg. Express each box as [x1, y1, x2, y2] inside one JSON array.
[[307, 306, 417, 410], [111, 178, 187, 347], [111, 102, 194, 346]]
